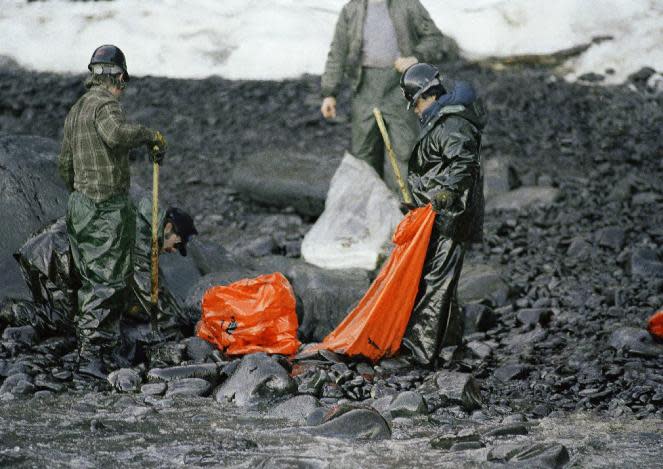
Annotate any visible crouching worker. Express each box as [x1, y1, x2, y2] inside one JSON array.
[[399, 63, 486, 368], [57, 44, 169, 377], [3, 197, 197, 377], [128, 197, 198, 341]]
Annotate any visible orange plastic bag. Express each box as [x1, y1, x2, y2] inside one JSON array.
[[304, 204, 436, 361], [648, 309, 663, 340], [196, 272, 301, 356]]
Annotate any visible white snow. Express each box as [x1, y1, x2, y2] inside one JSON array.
[[0, 0, 660, 83]]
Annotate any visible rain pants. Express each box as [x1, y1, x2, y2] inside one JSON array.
[[66, 191, 135, 357], [402, 87, 487, 367]]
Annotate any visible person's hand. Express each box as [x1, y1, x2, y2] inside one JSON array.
[[395, 56, 419, 73], [149, 131, 167, 165], [320, 97, 337, 120], [431, 190, 456, 212]]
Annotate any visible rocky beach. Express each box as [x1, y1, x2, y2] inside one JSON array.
[[1, 56, 662, 467]]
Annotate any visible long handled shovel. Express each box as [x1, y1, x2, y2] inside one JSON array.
[[150, 148, 161, 332], [373, 107, 413, 204]]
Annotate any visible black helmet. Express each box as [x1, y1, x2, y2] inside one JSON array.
[[400, 63, 443, 109], [88, 44, 130, 81], [165, 207, 198, 256]]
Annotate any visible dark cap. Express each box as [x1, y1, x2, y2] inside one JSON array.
[[165, 207, 198, 256]]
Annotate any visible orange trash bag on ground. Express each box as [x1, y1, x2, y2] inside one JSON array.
[[648, 309, 663, 340], [303, 204, 436, 361], [196, 272, 301, 356]]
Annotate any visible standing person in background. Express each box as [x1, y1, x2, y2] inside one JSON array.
[[399, 63, 486, 368], [58, 44, 167, 379], [320, 0, 458, 191]]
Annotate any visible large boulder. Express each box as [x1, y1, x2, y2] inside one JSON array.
[[159, 253, 202, 304], [244, 255, 371, 342], [301, 153, 402, 270], [214, 353, 295, 406], [304, 407, 392, 440], [0, 134, 68, 304], [230, 150, 340, 217]]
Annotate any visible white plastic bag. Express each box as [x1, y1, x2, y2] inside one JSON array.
[[301, 153, 403, 270]]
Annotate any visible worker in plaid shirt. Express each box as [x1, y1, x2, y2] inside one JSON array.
[[58, 44, 166, 379]]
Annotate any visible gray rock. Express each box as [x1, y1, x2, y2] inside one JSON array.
[[33, 376, 64, 393], [632, 191, 661, 206], [214, 353, 295, 406], [230, 150, 340, 217], [467, 341, 493, 359], [609, 327, 662, 358], [268, 395, 320, 424], [389, 391, 427, 418], [435, 371, 482, 410], [463, 303, 497, 333], [1, 326, 38, 346], [0, 134, 68, 304], [182, 337, 216, 363], [487, 442, 570, 468], [486, 186, 560, 212], [494, 363, 531, 382], [482, 423, 529, 437], [305, 408, 391, 440], [165, 378, 212, 398], [516, 308, 553, 327], [107, 368, 142, 393], [430, 429, 481, 449], [503, 327, 548, 353], [567, 237, 592, 258], [596, 226, 626, 250], [483, 156, 520, 199], [188, 239, 243, 276], [450, 441, 485, 451], [141, 382, 167, 396], [147, 363, 220, 384], [0, 373, 34, 396], [33, 390, 54, 400], [459, 264, 509, 306], [149, 341, 187, 367], [159, 253, 202, 304], [630, 247, 663, 278]]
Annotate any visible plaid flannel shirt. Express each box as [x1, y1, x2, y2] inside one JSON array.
[[58, 86, 152, 202]]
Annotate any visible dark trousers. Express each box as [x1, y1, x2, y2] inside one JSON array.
[[402, 221, 466, 367], [66, 192, 135, 358]]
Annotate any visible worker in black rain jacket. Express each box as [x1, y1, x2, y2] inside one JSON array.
[[399, 63, 486, 368]]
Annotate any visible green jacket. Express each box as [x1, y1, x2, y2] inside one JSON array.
[[58, 86, 153, 202], [321, 0, 458, 97]]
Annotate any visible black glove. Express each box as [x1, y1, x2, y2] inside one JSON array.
[[149, 130, 167, 165], [431, 190, 456, 212], [399, 201, 416, 215]]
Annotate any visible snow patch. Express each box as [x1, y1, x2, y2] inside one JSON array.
[[0, 0, 660, 83]]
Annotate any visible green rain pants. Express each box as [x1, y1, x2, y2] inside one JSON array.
[[66, 191, 135, 355], [402, 220, 466, 368], [351, 67, 419, 193]]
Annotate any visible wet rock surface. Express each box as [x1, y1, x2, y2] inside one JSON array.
[[0, 61, 662, 466], [214, 353, 295, 406]]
